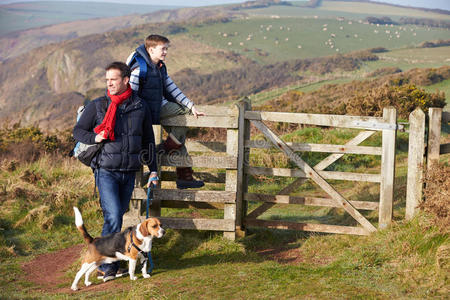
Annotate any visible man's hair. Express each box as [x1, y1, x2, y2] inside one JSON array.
[[145, 34, 170, 49], [105, 62, 131, 78]]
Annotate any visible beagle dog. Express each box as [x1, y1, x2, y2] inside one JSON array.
[[71, 207, 164, 291]]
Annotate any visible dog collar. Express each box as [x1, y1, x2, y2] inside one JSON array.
[[128, 230, 148, 259]]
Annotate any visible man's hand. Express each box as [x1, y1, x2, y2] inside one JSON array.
[[147, 171, 159, 187], [95, 131, 106, 143], [191, 106, 205, 118]]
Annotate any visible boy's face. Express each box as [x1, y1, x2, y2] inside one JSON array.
[[148, 43, 169, 63]]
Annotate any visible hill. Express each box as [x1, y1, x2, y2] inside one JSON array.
[[0, 1, 179, 36], [0, 0, 449, 130], [0, 3, 243, 61]]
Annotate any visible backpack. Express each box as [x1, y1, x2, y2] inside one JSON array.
[[70, 105, 104, 167], [127, 52, 148, 89]]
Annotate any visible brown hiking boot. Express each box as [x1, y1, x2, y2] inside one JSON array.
[[176, 167, 204, 189], [157, 133, 182, 154]]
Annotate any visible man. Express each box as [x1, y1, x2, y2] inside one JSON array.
[[126, 34, 205, 189], [73, 62, 158, 281]]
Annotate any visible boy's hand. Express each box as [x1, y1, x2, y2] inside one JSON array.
[[191, 106, 205, 118]]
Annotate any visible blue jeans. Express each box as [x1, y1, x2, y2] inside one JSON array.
[[95, 168, 136, 273]]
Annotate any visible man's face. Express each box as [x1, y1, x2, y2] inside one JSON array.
[[106, 69, 129, 95], [148, 43, 169, 63]]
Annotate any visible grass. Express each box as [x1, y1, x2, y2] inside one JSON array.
[[187, 15, 450, 64], [0, 122, 447, 298]]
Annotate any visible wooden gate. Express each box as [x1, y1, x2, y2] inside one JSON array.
[[124, 101, 399, 238], [124, 105, 243, 240], [240, 100, 398, 235]]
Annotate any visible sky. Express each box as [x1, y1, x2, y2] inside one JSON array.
[[0, 0, 449, 11]]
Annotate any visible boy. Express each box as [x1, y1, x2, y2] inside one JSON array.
[[126, 34, 205, 189]]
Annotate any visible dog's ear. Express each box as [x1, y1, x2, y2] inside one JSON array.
[[139, 221, 149, 237]]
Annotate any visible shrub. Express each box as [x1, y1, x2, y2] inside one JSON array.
[[421, 164, 450, 233], [0, 126, 72, 164], [261, 66, 449, 118], [345, 84, 446, 118], [367, 67, 402, 78]]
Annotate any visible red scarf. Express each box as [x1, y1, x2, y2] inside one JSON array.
[[94, 85, 132, 141]]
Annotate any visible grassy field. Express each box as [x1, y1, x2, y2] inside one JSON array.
[[0, 127, 448, 298], [186, 15, 450, 64], [0, 2, 449, 296]]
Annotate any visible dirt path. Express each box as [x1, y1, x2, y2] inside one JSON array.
[[21, 242, 329, 295], [21, 244, 124, 294]]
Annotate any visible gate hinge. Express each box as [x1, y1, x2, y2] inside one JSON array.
[[353, 121, 403, 131]]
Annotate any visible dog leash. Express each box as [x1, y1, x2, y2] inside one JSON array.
[[146, 176, 158, 274]]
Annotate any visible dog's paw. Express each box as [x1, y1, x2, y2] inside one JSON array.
[[143, 273, 151, 279], [71, 285, 79, 291], [130, 276, 138, 281], [85, 281, 92, 287]]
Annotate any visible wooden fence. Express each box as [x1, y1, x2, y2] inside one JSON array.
[[124, 101, 404, 239], [406, 107, 450, 220]]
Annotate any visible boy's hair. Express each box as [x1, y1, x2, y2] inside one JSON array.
[[145, 34, 170, 49], [105, 62, 131, 78]]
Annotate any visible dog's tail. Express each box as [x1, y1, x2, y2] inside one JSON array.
[[73, 207, 93, 244]]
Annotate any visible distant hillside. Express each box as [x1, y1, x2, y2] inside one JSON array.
[[0, 1, 179, 36], [1, 0, 449, 131], [0, 4, 243, 61], [0, 17, 250, 131], [257, 65, 449, 118]]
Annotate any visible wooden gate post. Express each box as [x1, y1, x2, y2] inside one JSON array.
[[405, 108, 425, 220], [224, 106, 240, 240], [427, 108, 442, 171], [236, 99, 251, 236], [379, 107, 397, 229]]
